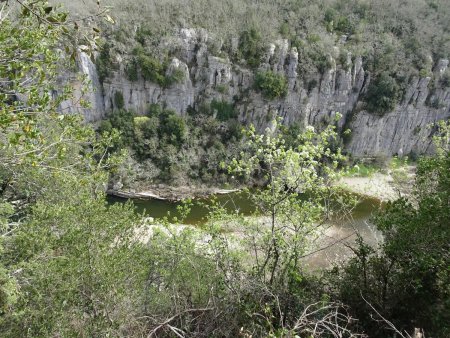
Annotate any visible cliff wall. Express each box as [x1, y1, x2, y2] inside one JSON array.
[[68, 29, 449, 157]]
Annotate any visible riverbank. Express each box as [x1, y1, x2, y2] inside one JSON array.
[[107, 185, 241, 201], [337, 173, 399, 201], [337, 166, 415, 201]]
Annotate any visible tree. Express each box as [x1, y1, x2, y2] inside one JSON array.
[[1, 182, 148, 336], [254, 71, 288, 100], [334, 121, 450, 337], [0, 2, 138, 335], [225, 117, 357, 331], [238, 28, 265, 68], [365, 72, 400, 115]]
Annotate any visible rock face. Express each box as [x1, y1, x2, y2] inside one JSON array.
[[58, 52, 105, 122], [67, 29, 450, 157]]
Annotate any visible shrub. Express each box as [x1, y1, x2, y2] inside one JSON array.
[[335, 16, 355, 34], [439, 70, 450, 88], [146, 103, 162, 117], [125, 59, 139, 81], [210, 99, 237, 121], [138, 53, 166, 86], [133, 50, 185, 87], [157, 109, 187, 147], [95, 42, 116, 82], [100, 109, 135, 147], [222, 119, 243, 142], [216, 84, 229, 94], [161, 114, 186, 147], [279, 22, 290, 38], [133, 116, 159, 158], [114, 91, 125, 109], [365, 72, 400, 115], [280, 123, 303, 148], [254, 71, 288, 100], [238, 28, 264, 68], [164, 68, 185, 87]]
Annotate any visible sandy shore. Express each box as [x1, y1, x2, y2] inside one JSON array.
[[336, 171, 412, 201]]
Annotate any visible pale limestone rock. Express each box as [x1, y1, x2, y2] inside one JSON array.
[[61, 31, 450, 158]]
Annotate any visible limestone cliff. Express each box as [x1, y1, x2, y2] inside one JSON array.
[[67, 29, 449, 157]]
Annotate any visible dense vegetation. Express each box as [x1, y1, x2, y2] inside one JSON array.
[[1, 1, 449, 337], [57, 0, 450, 113], [255, 71, 289, 100], [98, 102, 243, 185]]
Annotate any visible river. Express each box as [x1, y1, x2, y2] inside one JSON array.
[[108, 191, 383, 268]]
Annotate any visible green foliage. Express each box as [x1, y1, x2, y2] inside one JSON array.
[[335, 16, 355, 35], [135, 25, 154, 46], [165, 68, 185, 86], [114, 90, 125, 109], [158, 109, 187, 147], [296, 41, 332, 77], [280, 122, 303, 148], [125, 58, 139, 81], [216, 84, 229, 94], [3, 1, 449, 336], [96, 42, 116, 82], [279, 22, 290, 38], [210, 99, 237, 121], [254, 71, 288, 100], [439, 70, 450, 88], [2, 187, 146, 336], [238, 28, 265, 68], [365, 72, 400, 115], [228, 120, 348, 286], [137, 52, 166, 85], [0, 1, 76, 149], [99, 109, 135, 146], [333, 121, 450, 337], [128, 50, 184, 87]]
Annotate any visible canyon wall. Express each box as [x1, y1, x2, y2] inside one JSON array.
[[68, 29, 450, 157]]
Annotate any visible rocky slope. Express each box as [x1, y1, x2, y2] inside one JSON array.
[[65, 28, 449, 157]]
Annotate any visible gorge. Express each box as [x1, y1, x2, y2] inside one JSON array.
[[62, 27, 450, 158]]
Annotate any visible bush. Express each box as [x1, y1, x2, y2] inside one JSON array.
[[95, 42, 116, 82], [146, 105, 186, 146], [114, 91, 125, 109], [279, 22, 290, 38], [138, 53, 166, 86], [125, 59, 139, 81], [100, 109, 135, 147], [133, 116, 159, 158], [238, 28, 265, 68], [164, 68, 185, 87], [335, 16, 355, 34], [365, 72, 400, 115], [210, 99, 237, 121], [254, 71, 288, 100], [439, 70, 450, 88], [132, 50, 185, 87], [157, 109, 187, 147]]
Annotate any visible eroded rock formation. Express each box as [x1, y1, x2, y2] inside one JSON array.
[[65, 28, 450, 157]]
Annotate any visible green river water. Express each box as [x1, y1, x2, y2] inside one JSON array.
[[107, 191, 382, 227], [108, 191, 383, 267]]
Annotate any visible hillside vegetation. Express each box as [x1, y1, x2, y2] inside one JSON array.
[[60, 0, 450, 185], [56, 0, 450, 74], [1, 1, 449, 337]]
